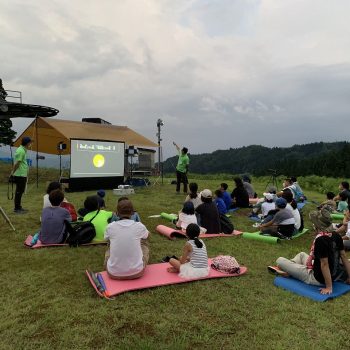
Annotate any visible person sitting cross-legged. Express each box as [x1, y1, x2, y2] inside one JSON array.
[[270, 208, 350, 295]]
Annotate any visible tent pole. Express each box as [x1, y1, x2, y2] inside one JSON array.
[[35, 116, 39, 188]]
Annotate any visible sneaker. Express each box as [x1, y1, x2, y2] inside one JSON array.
[[14, 208, 27, 214], [267, 266, 289, 277]]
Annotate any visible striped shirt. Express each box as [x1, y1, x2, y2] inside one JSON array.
[[188, 239, 208, 268]]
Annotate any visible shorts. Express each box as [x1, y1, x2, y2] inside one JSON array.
[[179, 262, 209, 279]]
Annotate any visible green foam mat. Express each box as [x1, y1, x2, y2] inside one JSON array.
[[160, 212, 178, 221]]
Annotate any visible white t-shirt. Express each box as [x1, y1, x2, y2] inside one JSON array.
[[185, 195, 203, 209], [286, 203, 301, 230], [43, 194, 68, 208], [105, 219, 149, 277], [261, 202, 275, 217], [346, 222, 350, 239], [178, 212, 198, 230]]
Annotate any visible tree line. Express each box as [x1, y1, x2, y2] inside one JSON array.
[[162, 142, 350, 178]]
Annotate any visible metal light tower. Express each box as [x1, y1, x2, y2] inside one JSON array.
[[156, 118, 164, 184]]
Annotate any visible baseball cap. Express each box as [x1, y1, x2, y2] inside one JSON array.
[[200, 189, 212, 199], [275, 197, 287, 208], [97, 189, 105, 198], [264, 193, 274, 201]]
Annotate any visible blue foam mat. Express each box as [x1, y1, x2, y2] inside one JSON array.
[[274, 276, 350, 302], [297, 202, 307, 210]]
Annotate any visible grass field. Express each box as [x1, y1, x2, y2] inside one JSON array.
[[1, 164, 349, 349]]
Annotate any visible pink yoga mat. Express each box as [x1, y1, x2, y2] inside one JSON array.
[[156, 225, 242, 240], [24, 235, 107, 249], [86, 259, 248, 298]]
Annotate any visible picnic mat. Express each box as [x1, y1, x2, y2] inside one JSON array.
[[242, 228, 309, 244], [86, 259, 248, 298], [274, 276, 350, 302], [156, 225, 242, 240], [24, 235, 107, 248]]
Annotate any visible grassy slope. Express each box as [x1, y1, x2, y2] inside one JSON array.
[[0, 164, 349, 349]]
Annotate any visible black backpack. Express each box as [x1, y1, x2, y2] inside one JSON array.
[[65, 210, 99, 247], [219, 214, 234, 234]]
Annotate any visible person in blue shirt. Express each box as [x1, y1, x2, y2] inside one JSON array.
[[214, 190, 227, 215], [220, 183, 232, 210]]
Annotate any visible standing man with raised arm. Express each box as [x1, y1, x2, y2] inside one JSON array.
[[11, 136, 32, 214], [173, 141, 189, 193]]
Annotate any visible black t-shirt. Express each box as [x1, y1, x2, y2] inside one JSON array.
[[340, 189, 350, 203], [231, 187, 249, 208], [313, 233, 344, 284], [196, 202, 221, 234]]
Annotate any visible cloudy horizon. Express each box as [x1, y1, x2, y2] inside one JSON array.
[[1, 0, 350, 159]]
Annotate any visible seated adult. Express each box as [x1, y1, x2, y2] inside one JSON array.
[[220, 183, 232, 211], [282, 189, 301, 232], [277, 178, 297, 198], [82, 195, 114, 242], [231, 177, 249, 208], [104, 199, 149, 280], [259, 198, 295, 239], [39, 189, 71, 244], [290, 176, 305, 201], [242, 175, 257, 198], [272, 208, 350, 295], [334, 181, 350, 203], [195, 189, 221, 234]]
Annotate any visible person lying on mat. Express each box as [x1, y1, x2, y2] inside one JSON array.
[[185, 182, 202, 209], [82, 196, 115, 242], [270, 208, 350, 295], [259, 198, 295, 239], [104, 199, 149, 280], [38, 189, 72, 244], [230, 177, 249, 208], [110, 196, 141, 222], [167, 223, 209, 279], [175, 201, 206, 233], [196, 189, 221, 234]]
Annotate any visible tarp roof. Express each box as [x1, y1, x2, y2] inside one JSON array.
[[13, 117, 158, 155]]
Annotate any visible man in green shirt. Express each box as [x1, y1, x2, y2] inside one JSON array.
[[11, 136, 32, 213], [173, 141, 189, 193]]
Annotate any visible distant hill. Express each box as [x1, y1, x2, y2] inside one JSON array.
[[163, 142, 350, 177]]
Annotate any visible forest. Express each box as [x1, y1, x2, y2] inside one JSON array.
[[162, 141, 350, 177]]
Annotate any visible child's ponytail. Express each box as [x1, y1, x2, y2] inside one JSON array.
[[194, 237, 203, 248]]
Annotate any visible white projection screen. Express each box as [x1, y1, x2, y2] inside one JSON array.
[[70, 139, 125, 178]]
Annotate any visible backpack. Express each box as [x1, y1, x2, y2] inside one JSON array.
[[211, 255, 240, 274], [65, 210, 99, 247], [219, 214, 234, 234], [60, 202, 78, 222]]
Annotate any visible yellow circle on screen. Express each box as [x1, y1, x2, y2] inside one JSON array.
[[93, 154, 105, 168]]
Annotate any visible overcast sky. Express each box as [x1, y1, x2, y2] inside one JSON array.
[[1, 0, 350, 159]]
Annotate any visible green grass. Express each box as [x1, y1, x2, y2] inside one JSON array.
[[0, 164, 349, 349]]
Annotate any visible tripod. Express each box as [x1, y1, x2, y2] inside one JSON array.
[[0, 206, 15, 231], [265, 171, 279, 191]]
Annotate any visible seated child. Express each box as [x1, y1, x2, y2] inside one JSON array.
[[82, 196, 115, 242], [38, 189, 71, 244], [104, 199, 149, 280], [318, 192, 336, 212], [196, 189, 221, 234], [176, 202, 206, 233], [337, 192, 348, 213], [282, 190, 301, 232], [96, 189, 106, 209], [185, 183, 203, 209], [261, 193, 276, 217], [220, 183, 232, 211], [271, 208, 350, 295], [111, 196, 141, 222], [167, 223, 209, 279], [214, 189, 227, 215], [42, 181, 77, 221], [259, 198, 295, 239]]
